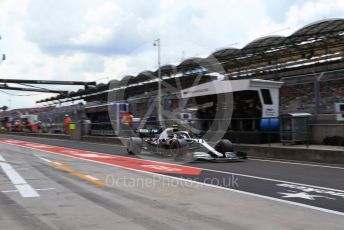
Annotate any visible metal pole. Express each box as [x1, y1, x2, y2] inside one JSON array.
[[155, 38, 164, 127], [314, 72, 324, 115], [0, 35, 5, 64], [314, 76, 320, 115]]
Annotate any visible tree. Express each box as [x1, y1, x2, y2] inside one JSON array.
[[1, 106, 8, 111]]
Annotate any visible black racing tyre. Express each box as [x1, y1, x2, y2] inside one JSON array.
[[170, 139, 188, 160], [323, 136, 331, 145], [127, 137, 143, 154], [183, 151, 194, 163], [215, 139, 234, 154]]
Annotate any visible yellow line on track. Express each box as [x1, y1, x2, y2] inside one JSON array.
[[49, 161, 105, 187]]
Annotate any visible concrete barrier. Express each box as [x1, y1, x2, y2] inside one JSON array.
[[81, 135, 125, 145], [310, 124, 344, 144], [0, 131, 126, 146], [235, 144, 344, 164], [0, 131, 69, 140]]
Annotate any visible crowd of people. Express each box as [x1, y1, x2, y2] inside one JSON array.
[[280, 79, 344, 114]]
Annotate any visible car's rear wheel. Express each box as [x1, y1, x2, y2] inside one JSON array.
[[127, 137, 143, 154], [170, 139, 188, 160], [183, 151, 194, 163]]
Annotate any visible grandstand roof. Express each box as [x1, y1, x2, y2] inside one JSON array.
[[292, 18, 344, 37], [135, 71, 156, 83], [242, 36, 286, 50], [157, 64, 176, 76], [37, 18, 344, 104], [211, 48, 240, 58]]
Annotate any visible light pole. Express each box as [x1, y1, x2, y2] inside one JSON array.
[[0, 35, 5, 64], [153, 38, 164, 127]]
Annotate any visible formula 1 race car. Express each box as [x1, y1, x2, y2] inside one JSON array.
[[126, 127, 247, 162]]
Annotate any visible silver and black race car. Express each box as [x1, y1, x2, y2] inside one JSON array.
[[126, 127, 247, 162]]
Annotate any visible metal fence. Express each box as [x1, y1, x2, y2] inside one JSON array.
[[280, 70, 344, 114]]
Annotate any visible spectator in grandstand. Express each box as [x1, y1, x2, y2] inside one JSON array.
[[5, 120, 11, 131], [14, 119, 23, 132], [64, 114, 72, 135], [27, 119, 34, 132]]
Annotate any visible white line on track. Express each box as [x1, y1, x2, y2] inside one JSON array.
[[198, 167, 344, 193], [35, 155, 101, 183], [0, 155, 40, 198], [1, 188, 56, 193], [250, 158, 344, 170], [85, 175, 99, 181], [2, 140, 344, 216], [35, 156, 52, 163]]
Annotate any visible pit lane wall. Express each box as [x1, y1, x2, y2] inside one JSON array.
[[0, 131, 343, 165], [234, 144, 344, 164], [310, 123, 344, 144]]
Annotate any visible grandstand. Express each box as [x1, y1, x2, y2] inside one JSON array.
[[34, 18, 344, 117], [281, 69, 344, 114]]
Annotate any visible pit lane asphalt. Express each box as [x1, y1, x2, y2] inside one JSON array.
[[1, 143, 343, 230], [1, 133, 344, 214]]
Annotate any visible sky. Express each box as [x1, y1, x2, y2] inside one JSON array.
[[0, 0, 343, 109]]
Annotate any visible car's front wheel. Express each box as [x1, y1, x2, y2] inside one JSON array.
[[215, 139, 234, 156]]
